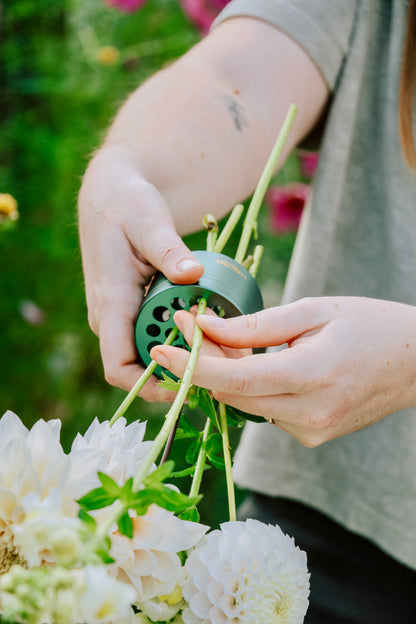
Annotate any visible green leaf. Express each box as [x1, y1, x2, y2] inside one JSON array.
[[207, 454, 225, 470], [198, 388, 220, 429], [117, 511, 133, 538], [170, 466, 196, 478], [130, 486, 201, 515], [77, 487, 118, 511], [205, 433, 222, 456], [157, 372, 181, 392], [145, 460, 175, 487], [227, 405, 265, 424], [120, 478, 133, 499], [95, 549, 115, 565], [98, 472, 121, 497], [185, 439, 201, 465], [179, 506, 200, 522], [174, 416, 200, 439], [78, 508, 97, 529]]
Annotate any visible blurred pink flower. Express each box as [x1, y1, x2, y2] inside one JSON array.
[[298, 150, 319, 178], [267, 183, 310, 233], [104, 0, 148, 13], [179, 0, 231, 34]]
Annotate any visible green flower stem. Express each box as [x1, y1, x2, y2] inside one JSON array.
[[219, 402, 236, 522], [214, 204, 244, 254], [109, 327, 179, 427], [132, 298, 208, 493], [203, 214, 218, 252], [189, 418, 212, 498], [249, 245, 264, 278], [235, 104, 298, 264]]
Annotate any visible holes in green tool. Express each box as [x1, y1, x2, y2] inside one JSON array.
[[171, 297, 186, 310], [147, 324, 161, 337], [147, 341, 160, 354], [153, 306, 171, 322], [211, 305, 225, 317]]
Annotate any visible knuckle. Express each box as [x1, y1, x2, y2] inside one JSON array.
[[157, 240, 182, 264], [244, 313, 259, 333], [103, 365, 121, 388], [227, 368, 251, 395]]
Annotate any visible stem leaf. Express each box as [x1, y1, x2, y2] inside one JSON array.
[[77, 487, 118, 511]]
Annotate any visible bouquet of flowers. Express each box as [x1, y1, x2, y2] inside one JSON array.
[[0, 105, 310, 624]]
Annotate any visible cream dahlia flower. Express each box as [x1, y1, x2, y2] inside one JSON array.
[[70, 417, 152, 487], [182, 519, 310, 624], [110, 504, 208, 618]]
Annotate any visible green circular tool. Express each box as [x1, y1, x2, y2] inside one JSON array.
[[135, 250, 263, 378]]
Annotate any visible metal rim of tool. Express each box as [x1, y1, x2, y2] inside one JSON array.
[[135, 250, 263, 378]]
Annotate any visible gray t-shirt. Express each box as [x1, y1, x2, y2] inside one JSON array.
[[215, 0, 416, 570]]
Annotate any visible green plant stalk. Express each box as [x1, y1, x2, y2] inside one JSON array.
[[109, 327, 179, 427], [189, 419, 212, 498], [219, 402, 236, 522], [203, 214, 218, 252], [249, 245, 264, 278], [214, 204, 244, 254], [132, 298, 208, 493], [235, 104, 298, 264]]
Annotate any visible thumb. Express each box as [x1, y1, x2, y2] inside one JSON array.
[[124, 185, 204, 284], [196, 298, 329, 348]]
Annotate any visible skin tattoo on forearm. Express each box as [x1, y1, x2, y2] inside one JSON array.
[[223, 94, 248, 132]]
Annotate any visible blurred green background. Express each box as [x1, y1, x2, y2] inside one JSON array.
[[0, 0, 299, 526]]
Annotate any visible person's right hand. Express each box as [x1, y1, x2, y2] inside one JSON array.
[[78, 147, 204, 400]]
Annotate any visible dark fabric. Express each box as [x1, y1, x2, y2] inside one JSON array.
[[238, 493, 416, 623]]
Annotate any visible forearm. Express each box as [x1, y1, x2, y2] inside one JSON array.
[[89, 17, 329, 235]]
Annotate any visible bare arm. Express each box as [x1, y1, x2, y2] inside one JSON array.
[[78, 16, 329, 397]]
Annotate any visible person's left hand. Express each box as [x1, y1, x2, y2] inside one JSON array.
[[151, 297, 416, 446]]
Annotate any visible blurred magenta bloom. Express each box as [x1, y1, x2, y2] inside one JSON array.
[[267, 183, 310, 233], [298, 150, 319, 179], [180, 0, 231, 34], [104, 0, 148, 13]]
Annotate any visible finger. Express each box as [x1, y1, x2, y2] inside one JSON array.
[[150, 348, 310, 396], [195, 298, 331, 348], [99, 296, 177, 401], [121, 183, 204, 285], [214, 393, 336, 447]]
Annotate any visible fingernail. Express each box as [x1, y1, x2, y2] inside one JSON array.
[[198, 315, 226, 330], [151, 349, 169, 369], [176, 258, 201, 272]]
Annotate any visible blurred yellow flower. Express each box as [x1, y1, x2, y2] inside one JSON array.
[[96, 46, 120, 66], [0, 194, 18, 223]]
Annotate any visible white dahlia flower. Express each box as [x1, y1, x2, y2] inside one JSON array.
[[182, 519, 310, 624], [70, 417, 152, 488], [0, 411, 71, 573], [110, 504, 208, 617]]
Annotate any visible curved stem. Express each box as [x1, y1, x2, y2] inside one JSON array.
[[235, 104, 297, 264], [189, 419, 212, 498], [214, 204, 244, 254], [219, 402, 236, 521]]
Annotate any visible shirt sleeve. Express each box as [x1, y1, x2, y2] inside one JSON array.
[[213, 0, 357, 91]]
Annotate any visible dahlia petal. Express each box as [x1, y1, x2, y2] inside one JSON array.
[[206, 580, 224, 604], [0, 488, 17, 523], [190, 591, 212, 619], [151, 550, 180, 582], [182, 606, 205, 624], [0, 411, 28, 450], [208, 605, 228, 624], [130, 548, 157, 576]]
